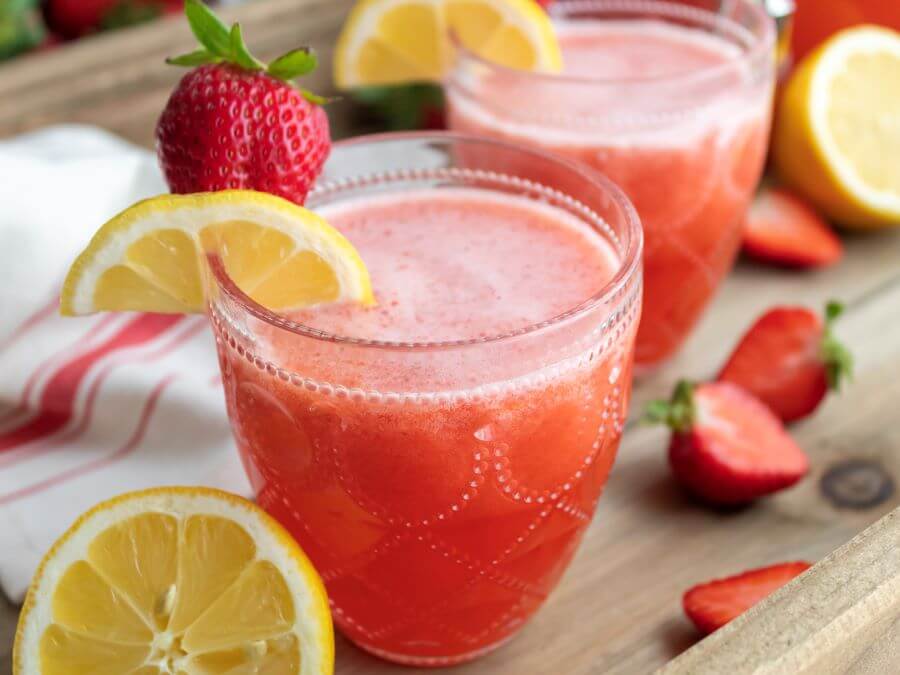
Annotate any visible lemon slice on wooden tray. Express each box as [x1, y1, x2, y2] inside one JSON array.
[[13, 487, 334, 675], [61, 190, 374, 316], [334, 0, 562, 88]]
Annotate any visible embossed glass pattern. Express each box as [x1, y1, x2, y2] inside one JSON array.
[[207, 133, 642, 666]]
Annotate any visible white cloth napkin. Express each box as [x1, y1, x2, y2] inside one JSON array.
[[0, 125, 249, 603]]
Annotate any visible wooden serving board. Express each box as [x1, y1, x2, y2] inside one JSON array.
[[3, 1, 900, 672]]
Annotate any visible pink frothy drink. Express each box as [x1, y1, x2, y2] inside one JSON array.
[[208, 134, 642, 665], [447, 0, 775, 367]]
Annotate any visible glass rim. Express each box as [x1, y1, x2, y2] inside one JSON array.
[[451, 0, 776, 88], [209, 130, 643, 352]]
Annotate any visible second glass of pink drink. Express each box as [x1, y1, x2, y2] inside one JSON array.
[[447, 0, 775, 367], [208, 133, 642, 665]]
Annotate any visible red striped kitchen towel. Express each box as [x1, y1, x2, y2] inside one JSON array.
[[0, 126, 249, 602]]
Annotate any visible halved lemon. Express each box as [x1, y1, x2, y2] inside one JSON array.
[[773, 25, 900, 230], [13, 487, 333, 675], [334, 0, 562, 88], [60, 190, 374, 316]]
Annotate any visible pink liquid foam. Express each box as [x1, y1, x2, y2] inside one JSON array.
[[212, 186, 641, 664], [295, 188, 620, 343], [448, 18, 772, 367]]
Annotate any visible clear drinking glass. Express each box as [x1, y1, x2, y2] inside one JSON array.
[[447, 0, 776, 368], [206, 132, 642, 666]]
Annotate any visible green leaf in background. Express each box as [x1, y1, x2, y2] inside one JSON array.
[[229, 23, 263, 70], [268, 47, 317, 81], [166, 48, 221, 67], [353, 84, 445, 131], [0, 0, 44, 62], [101, 1, 165, 31], [185, 0, 231, 57]]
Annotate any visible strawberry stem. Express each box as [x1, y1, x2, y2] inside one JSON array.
[[167, 0, 328, 100], [643, 380, 696, 433], [821, 300, 853, 390]]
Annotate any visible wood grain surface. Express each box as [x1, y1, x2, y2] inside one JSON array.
[[3, 1, 900, 672], [660, 507, 900, 674]]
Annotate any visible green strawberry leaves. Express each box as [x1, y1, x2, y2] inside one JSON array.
[[167, 0, 328, 102], [821, 300, 854, 391], [643, 380, 696, 434], [166, 49, 220, 67], [184, 0, 230, 58], [230, 23, 264, 70], [268, 48, 317, 81]]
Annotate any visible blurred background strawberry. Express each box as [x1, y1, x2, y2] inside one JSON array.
[[42, 0, 184, 40]]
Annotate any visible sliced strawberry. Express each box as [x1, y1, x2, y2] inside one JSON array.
[[645, 381, 809, 505], [684, 561, 812, 635], [743, 186, 843, 268], [718, 302, 853, 423]]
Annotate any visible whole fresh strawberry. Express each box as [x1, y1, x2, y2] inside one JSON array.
[[156, 0, 330, 205], [718, 302, 853, 423], [683, 561, 812, 635], [645, 381, 809, 506]]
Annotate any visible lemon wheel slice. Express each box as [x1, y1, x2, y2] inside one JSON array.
[[60, 190, 374, 316], [773, 25, 900, 230], [334, 0, 562, 88], [13, 487, 334, 675]]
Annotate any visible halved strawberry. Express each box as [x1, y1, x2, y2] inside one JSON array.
[[718, 302, 853, 423], [645, 381, 809, 505], [743, 186, 843, 268], [683, 561, 812, 635]]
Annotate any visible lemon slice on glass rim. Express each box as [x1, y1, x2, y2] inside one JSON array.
[[334, 0, 562, 88], [60, 190, 374, 316], [13, 487, 334, 675]]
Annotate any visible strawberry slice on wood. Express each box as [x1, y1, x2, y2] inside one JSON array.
[[743, 186, 843, 268], [645, 381, 809, 506], [684, 561, 813, 635], [718, 302, 853, 423]]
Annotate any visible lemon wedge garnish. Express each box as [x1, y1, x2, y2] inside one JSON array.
[[61, 190, 374, 315], [13, 487, 334, 675], [334, 0, 562, 88], [773, 25, 900, 229]]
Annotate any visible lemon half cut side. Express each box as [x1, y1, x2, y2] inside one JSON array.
[[774, 25, 900, 229], [13, 487, 334, 675]]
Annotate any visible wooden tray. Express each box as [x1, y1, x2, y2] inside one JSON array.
[[2, 2, 900, 672]]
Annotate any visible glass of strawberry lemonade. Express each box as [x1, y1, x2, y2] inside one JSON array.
[[207, 133, 642, 665], [447, 0, 775, 367]]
